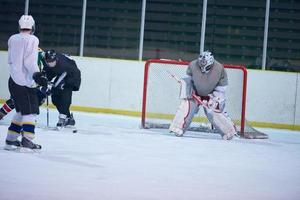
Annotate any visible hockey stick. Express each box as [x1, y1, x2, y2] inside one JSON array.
[[54, 72, 67, 87], [45, 72, 67, 127], [46, 95, 49, 127], [166, 71, 221, 113]]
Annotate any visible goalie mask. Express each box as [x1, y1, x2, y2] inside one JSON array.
[[198, 51, 214, 73], [18, 15, 35, 34], [45, 49, 57, 67]]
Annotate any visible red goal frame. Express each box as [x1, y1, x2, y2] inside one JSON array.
[[141, 59, 248, 135]]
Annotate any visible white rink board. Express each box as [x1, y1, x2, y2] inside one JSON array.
[[247, 70, 298, 124], [0, 51, 299, 127], [296, 73, 300, 125], [0, 52, 10, 99]]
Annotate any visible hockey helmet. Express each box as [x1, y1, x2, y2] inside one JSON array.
[[19, 15, 35, 33], [45, 49, 57, 67], [198, 51, 214, 73]]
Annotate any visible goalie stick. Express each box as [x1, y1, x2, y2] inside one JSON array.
[[166, 71, 221, 113]]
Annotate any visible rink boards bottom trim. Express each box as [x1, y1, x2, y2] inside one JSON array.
[[1, 99, 300, 131], [65, 105, 300, 131]]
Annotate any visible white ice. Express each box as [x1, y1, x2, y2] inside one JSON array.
[[0, 107, 300, 200]]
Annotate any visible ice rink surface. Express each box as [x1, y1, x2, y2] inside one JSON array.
[[0, 107, 300, 200]]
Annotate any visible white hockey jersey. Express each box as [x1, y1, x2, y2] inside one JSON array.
[[8, 32, 39, 87]]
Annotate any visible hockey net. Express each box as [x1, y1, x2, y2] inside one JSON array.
[[141, 59, 268, 139]]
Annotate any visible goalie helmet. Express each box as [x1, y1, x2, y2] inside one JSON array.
[[19, 15, 35, 33], [198, 51, 214, 73]]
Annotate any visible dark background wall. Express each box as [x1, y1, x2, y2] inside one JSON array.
[[0, 0, 299, 71]]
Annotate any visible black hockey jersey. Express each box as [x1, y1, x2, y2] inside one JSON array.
[[43, 53, 81, 91]]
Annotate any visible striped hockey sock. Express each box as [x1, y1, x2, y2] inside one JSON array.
[[6, 121, 22, 141], [0, 99, 15, 120]]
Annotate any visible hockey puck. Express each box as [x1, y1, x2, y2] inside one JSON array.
[[73, 130, 77, 133]]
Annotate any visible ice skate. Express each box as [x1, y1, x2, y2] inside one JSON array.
[[66, 113, 75, 126], [220, 121, 237, 140], [171, 130, 184, 137], [4, 140, 22, 151], [56, 114, 67, 129], [21, 137, 42, 150], [222, 132, 235, 140], [169, 126, 184, 137], [55, 113, 77, 133]]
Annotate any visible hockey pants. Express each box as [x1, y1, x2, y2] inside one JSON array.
[[51, 88, 73, 117]]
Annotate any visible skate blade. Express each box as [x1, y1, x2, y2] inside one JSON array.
[[57, 125, 77, 133], [4, 145, 41, 153], [38, 125, 77, 133], [56, 126, 64, 131], [4, 144, 19, 151]]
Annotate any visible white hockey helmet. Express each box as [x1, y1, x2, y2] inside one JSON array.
[[198, 51, 214, 73], [19, 15, 35, 33]]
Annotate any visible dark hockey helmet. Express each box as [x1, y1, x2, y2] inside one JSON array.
[[45, 49, 57, 63]]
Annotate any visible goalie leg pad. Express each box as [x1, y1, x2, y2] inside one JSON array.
[[169, 99, 199, 136], [204, 108, 236, 140]]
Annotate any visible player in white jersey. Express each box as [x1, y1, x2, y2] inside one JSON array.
[[4, 15, 47, 150], [169, 51, 237, 140]]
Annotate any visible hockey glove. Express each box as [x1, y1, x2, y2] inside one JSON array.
[[33, 72, 48, 87], [38, 83, 53, 96]]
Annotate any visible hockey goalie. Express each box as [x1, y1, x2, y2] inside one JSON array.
[[169, 51, 237, 140]]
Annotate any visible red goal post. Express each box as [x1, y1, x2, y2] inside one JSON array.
[[141, 59, 268, 139]]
